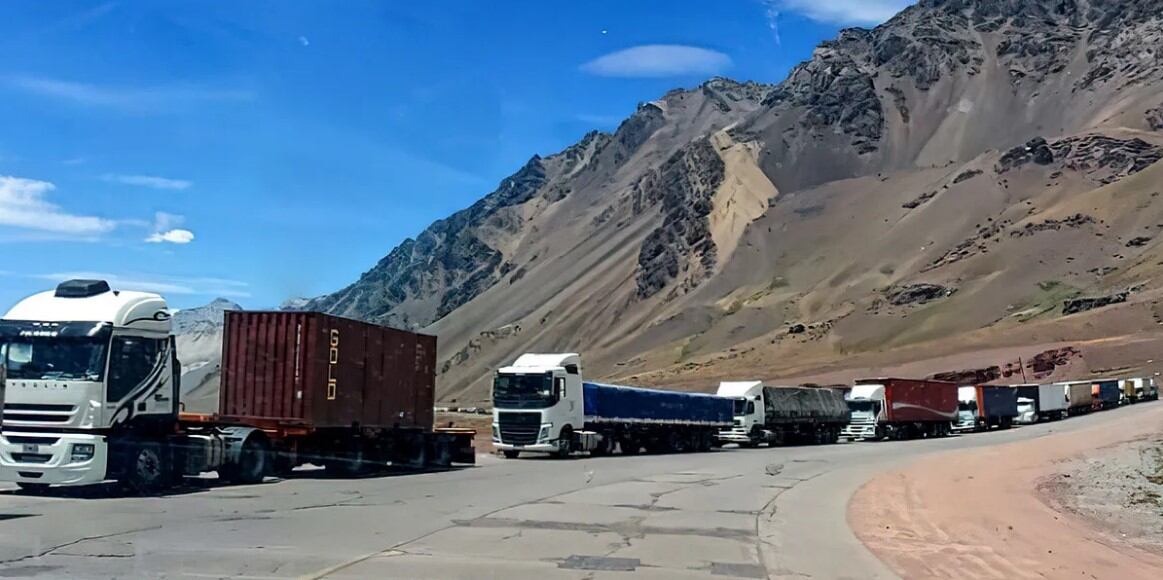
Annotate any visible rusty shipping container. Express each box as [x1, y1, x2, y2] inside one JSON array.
[[220, 311, 436, 430]]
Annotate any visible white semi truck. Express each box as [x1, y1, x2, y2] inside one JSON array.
[[491, 354, 732, 458], [0, 279, 472, 494], [0, 280, 195, 491], [715, 381, 848, 447]]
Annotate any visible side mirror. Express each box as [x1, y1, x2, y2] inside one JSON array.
[[555, 377, 566, 399]]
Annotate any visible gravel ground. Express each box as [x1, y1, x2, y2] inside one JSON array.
[[1042, 434, 1163, 557]]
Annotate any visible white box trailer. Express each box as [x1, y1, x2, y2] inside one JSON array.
[[1014, 384, 1068, 423]]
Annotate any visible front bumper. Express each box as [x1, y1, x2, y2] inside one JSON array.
[[494, 442, 558, 453], [717, 428, 753, 444], [842, 423, 877, 439], [0, 432, 108, 486]]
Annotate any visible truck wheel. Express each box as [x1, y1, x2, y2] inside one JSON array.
[[124, 441, 169, 495], [222, 435, 270, 485], [619, 439, 641, 455], [16, 482, 49, 495], [325, 442, 369, 476], [555, 427, 574, 459], [502, 450, 520, 459]]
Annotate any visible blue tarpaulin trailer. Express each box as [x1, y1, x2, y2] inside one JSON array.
[[1096, 379, 1121, 409], [582, 382, 732, 427]]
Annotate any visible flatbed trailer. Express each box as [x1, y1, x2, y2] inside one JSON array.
[[178, 412, 474, 473]]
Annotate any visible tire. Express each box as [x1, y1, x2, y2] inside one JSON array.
[[502, 450, 520, 459], [16, 482, 49, 494], [124, 440, 169, 495], [619, 439, 641, 455], [555, 427, 574, 459], [221, 435, 270, 485], [325, 440, 369, 476]]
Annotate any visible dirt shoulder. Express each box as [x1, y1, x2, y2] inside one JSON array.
[[848, 404, 1163, 579]]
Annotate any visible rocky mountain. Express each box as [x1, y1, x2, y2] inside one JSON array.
[[173, 298, 240, 412], [302, 0, 1163, 404]]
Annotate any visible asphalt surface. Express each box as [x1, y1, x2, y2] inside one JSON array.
[[0, 404, 1153, 580]]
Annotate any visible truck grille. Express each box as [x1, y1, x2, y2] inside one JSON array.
[[11, 453, 52, 464], [3, 403, 76, 425], [497, 412, 540, 446]]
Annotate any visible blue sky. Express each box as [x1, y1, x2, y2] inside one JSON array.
[[0, 0, 911, 310]]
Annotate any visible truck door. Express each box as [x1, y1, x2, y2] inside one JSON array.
[[105, 332, 176, 426]]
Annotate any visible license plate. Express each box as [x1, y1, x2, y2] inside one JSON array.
[[21, 444, 40, 454]]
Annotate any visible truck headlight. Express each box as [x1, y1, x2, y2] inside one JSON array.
[[538, 423, 553, 442], [491, 425, 500, 442], [70, 443, 95, 463]]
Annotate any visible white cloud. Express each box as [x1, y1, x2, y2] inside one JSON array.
[[146, 229, 194, 244], [0, 175, 115, 236], [10, 76, 254, 112], [145, 212, 194, 244], [298, 35, 310, 47], [773, 0, 913, 25], [33, 271, 250, 298], [580, 45, 732, 78], [102, 173, 192, 190]]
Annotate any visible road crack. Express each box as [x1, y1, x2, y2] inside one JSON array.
[[0, 525, 162, 565]]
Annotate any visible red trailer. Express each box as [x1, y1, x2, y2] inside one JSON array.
[[844, 378, 958, 440]]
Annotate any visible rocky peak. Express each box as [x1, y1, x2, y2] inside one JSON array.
[[173, 298, 242, 336]]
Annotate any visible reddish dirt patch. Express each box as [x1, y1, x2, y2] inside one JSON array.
[[849, 404, 1163, 579]]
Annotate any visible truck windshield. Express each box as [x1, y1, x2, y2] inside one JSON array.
[[958, 401, 978, 412], [848, 400, 878, 413], [732, 398, 747, 415], [0, 337, 109, 381], [493, 372, 555, 409]]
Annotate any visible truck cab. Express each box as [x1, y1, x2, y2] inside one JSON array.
[[842, 383, 884, 440], [715, 381, 764, 446], [491, 353, 584, 457], [954, 386, 978, 432], [1015, 397, 1037, 424], [0, 280, 178, 488]]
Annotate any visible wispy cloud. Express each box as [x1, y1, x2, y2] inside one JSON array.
[[772, 0, 913, 26], [580, 45, 732, 78], [575, 113, 624, 127], [762, 1, 782, 45], [31, 271, 249, 298], [9, 76, 255, 112], [144, 212, 194, 244], [0, 176, 115, 237], [102, 173, 192, 190]]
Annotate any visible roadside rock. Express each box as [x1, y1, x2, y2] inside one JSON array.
[[1010, 214, 1095, 238], [996, 137, 1055, 173], [886, 283, 957, 306], [1148, 105, 1163, 131], [1062, 291, 1130, 315]]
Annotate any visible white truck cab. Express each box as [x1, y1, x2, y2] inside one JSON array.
[[842, 383, 884, 440], [954, 386, 978, 432], [492, 353, 585, 457], [715, 381, 764, 446], [0, 280, 178, 488]]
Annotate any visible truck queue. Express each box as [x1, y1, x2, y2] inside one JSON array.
[[490, 351, 1161, 457]]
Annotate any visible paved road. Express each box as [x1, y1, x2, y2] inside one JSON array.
[[0, 403, 1154, 579]]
